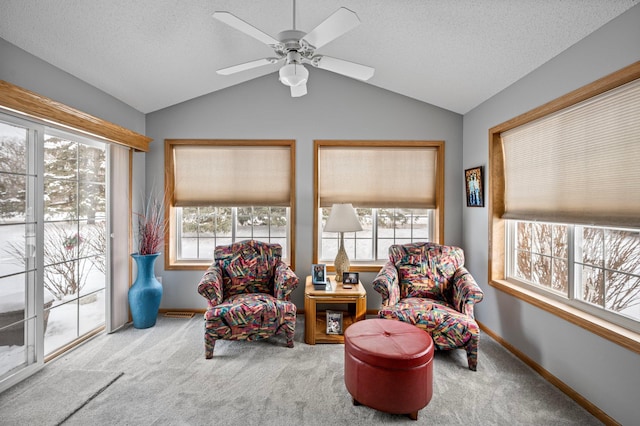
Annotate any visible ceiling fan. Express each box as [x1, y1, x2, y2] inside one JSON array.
[[213, 1, 375, 97]]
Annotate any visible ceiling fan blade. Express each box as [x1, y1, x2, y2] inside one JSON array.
[[301, 7, 360, 49], [213, 11, 282, 48], [290, 83, 307, 97], [217, 57, 280, 75], [311, 56, 375, 81]]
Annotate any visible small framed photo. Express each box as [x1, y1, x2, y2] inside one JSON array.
[[312, 263, 327, 284], [342, 272, 359, 285], [465, 166, 484, 207], [326, 310, 343, 335]]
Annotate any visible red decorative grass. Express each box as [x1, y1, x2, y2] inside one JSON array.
[[135, 192, 166, 255]]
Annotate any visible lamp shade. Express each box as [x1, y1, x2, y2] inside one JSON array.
[[324, 203, 363, 233], [279, 63, 308, 87]]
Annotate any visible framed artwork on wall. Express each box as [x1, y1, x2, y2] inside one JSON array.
[[465, 166, 484, 207]]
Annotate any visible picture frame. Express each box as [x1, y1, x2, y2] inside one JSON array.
[[326, 310, 343, 335], [342, 272, 359, 285], [312, 263, 327, 285], [465, 166, 484, 207]]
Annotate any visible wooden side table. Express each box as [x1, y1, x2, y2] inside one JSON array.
[[304, 275, 367, 344]]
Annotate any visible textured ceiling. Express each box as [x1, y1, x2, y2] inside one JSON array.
[[0, 0, 637, 114]]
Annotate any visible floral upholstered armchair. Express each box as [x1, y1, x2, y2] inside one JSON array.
[[373, 242, 484, 370], [197, 240, 299, 359]]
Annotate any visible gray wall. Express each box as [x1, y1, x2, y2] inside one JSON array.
[[0, 38, 146, 135], [462, 5, 640, 425], [145, 69, 463, 311]]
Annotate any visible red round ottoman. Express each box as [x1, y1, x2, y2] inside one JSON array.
[[344, 319, 434, 420]]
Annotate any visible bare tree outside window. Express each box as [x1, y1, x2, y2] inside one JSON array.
[[582, 227, 640, 316], [516, 222, 568, 294], [512, 221, 640, 323]]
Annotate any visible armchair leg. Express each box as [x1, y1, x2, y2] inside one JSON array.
[[205, 336, 216, 359], [283, 317, 295, 348], [285, 325, 295, 348], [465, 334, 479, 371]]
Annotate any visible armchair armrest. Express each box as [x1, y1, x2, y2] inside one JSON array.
[[197, 264, 224, 306], [451, 267, 484, 317], [372, 262, 400, 307], [274, 261, 299, 301]]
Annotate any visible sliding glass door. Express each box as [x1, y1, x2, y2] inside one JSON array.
[[0, 113, 109, 389]]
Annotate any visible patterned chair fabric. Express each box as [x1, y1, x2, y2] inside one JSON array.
[[197, 240, 299, 358], [372, 242, 484, 370]]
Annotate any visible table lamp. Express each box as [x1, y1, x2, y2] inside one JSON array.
[[324, 203, 362, 281]]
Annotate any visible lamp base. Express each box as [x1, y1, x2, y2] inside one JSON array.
[[334, 233, 350, 282]]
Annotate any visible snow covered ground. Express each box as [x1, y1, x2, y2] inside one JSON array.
[[1, 224, 106, 377]]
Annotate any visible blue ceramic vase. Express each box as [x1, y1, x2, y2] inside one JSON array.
[[128, 253, 162, 329]]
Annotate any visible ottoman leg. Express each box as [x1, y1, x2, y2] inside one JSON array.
[[352, 397, 361, 406], [408, 411, 418, 421]]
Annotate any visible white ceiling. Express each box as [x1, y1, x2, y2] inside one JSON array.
[[0, 0, 637, 114]]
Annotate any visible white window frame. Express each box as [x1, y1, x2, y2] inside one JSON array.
[[174, 206, 291, 263], [505, 220, 640, 333], [318, 207, 435, 263]]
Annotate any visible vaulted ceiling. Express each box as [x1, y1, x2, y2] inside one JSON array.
[[0, 0, 637, 114]]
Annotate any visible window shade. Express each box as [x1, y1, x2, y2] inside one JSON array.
[[173, 144, 292, 207], [318, 146, 437, 208], [107, 143, 130, 333], [501, 78, 640, 227]]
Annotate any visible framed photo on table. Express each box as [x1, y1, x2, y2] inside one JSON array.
[[326, 310, 343, 335], [342, 272, 359, 285], [312, 264, 327, 284]]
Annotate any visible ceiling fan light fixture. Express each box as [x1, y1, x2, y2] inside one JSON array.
[[279, 63, 308, 87]]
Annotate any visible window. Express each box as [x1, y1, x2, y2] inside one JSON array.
[[165, 140, 296, 269], [176, 206, 289, 260], [507, 221, 640, 329], [319, 208, 434, 263], [314, 141, 444, 270], [489, 62, 640, 352]]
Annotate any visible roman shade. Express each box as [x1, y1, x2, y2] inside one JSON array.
[[501, 78, 640, 228], [318, 145, 438, 208], [172, 143, 293, 207]]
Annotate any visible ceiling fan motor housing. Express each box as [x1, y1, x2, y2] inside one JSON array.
[[276, 30, 314, 56]]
